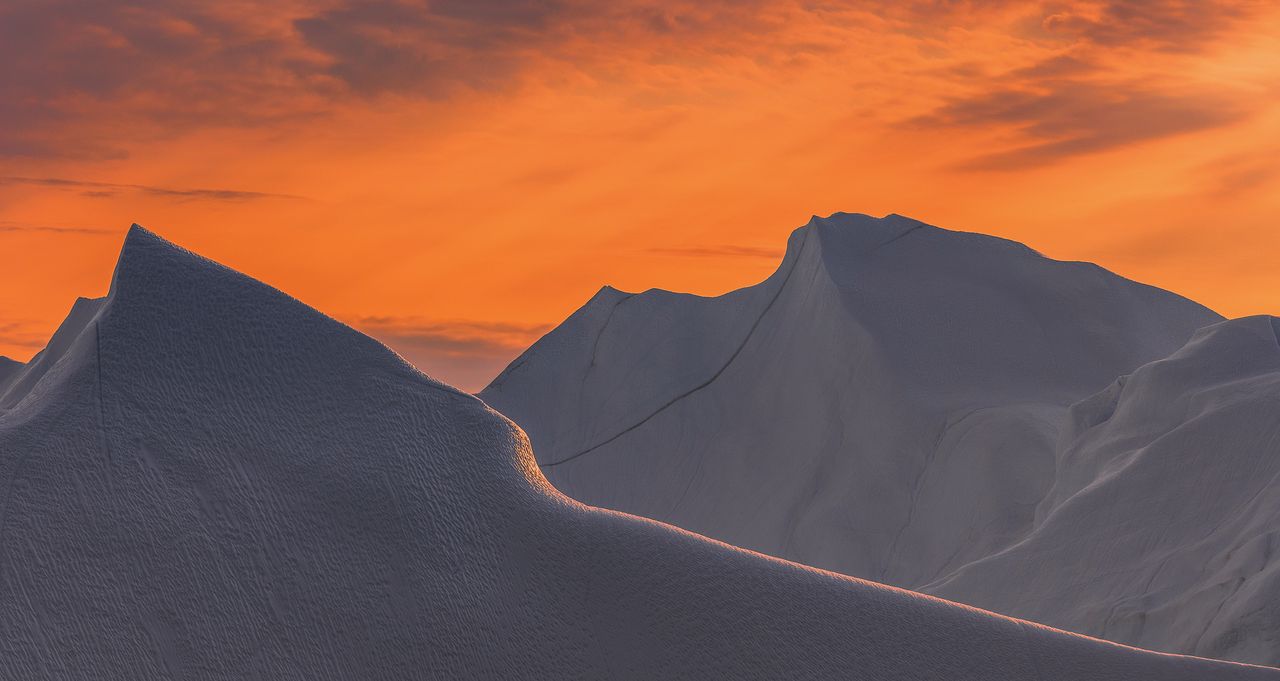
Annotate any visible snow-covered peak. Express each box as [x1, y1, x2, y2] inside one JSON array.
[[479, 212, 1240, 659], [1, 225, 1269, 678], [483, 212, 1220, 465], [928, 313, 1280, 663]]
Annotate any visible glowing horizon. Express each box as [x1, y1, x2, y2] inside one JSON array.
[[3, 1, 1278, 390]]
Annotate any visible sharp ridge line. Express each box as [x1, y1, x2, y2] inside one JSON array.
[[587, 293, 635, 372], [541, 229, 812, 467], [542, 220, 929, 468], [879, 406, 986, 583]]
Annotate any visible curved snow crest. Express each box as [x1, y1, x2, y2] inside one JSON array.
[[0, 224, 1270, 678], [929, 314, 1280, 665]]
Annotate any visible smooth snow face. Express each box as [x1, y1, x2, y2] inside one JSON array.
[[0, 296, 104, 410], [0, 357, 22, 395], [481, 212, 1280, 662], [0, 226, 1269, 679], [928, 315, 1280, 665], [481, 213, 1220, 589]]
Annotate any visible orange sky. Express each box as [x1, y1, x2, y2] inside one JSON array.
[[2, 0, 1278, 390]]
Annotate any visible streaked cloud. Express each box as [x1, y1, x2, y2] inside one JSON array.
[[0, 0, 324, 158], [293, 0, 566, 96], [0, 220, 114, 235], [0, 322, 49, 350], [904, 0, 1268, 171], [0, 176, 304, 202], [918, 83, 1246, 170], [2, 0, 782, 155], [4, 0, 1272, 169], [647, 245, 785, 259], [1040, 0, 1263, 51], [2, 0, 1278, 390], [355, 316, 553, 357], [1196, 149, 1280, 198], [351, 316, 555, 391]]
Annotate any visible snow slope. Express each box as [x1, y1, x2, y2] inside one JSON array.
[[1, 296, 104, 410], [481, 212, 1280, 662], [0, 357, 21, 396], [481, 213, 1220, 588], [0, 225, 1269, 679], [928, 315, 1280, 664]]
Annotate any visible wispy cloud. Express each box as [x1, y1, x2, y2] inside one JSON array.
[[647, 245, 785, 259], [353, 316, 552, 357], [0, 321, 49, 350], [0, 0, 786, 157], [916, 83, 1245, 170], [896, 0, 1273, 170], [1040, 0, 1262, 52], [1196, 148, 1280, 198], [0, 220, 114, 235], [351, 315, 553, 391], [0, 176, 304, 202], [2, 0, 1272, 169]]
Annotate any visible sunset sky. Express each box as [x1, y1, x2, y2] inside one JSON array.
[[2, 0, 1278, 390]]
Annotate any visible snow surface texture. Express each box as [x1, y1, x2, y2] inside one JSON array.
[[482, 213, 1280, 665], [0, 358, 22, 397], [930, 315, 1280, 664], [0, 229, 1270, 680]]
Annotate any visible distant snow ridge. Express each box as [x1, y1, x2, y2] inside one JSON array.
[[930, 315, 1280, 664], [482, 212, 1280, 665], [0, 225, 1270, 679]]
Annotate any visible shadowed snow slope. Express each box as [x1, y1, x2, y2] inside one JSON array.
[[1, 296, 104, 410], [0, 357, 22, 396], [482, 213, 1218, 583], [479, 212, 1274, 661], [2, 226, 1268, 679], [929, 315, 1280, 664]]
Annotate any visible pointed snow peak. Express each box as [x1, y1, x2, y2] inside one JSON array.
[[69, 295, 105, 312], [107, 222, 243, 308], [121, 221, 187, 261], [103, 224, 473, 400], [806, 211, 880, 224], [596, 284, 632, 298], [108, 222, 317, 329], [803, 211, 929, 238], [804, 211, 925, 229], [787, 212, 937, 268], [573, 285, 632, 312], [111, 223, 184, 294], [121, 222, 170, 256]]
